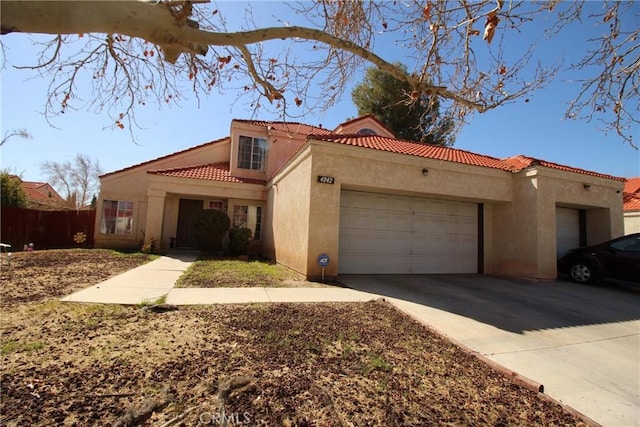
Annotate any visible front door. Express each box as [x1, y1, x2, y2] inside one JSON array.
[[175, 199, 203, 248]]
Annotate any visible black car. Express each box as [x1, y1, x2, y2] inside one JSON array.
[[558, 233, 640, 284]]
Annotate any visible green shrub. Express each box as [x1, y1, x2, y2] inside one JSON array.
[[192, 209, 230, 252], [229, 226, 252, 256]]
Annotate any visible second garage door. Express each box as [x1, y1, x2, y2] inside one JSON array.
[[339, 191, 478, 274]]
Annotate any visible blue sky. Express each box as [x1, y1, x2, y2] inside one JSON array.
[[1, 1, 638, 186]]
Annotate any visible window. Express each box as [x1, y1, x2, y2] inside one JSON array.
[[100, 200, 134, 235], [206, 200, 226, 211], [357, 128, 377, 135], [611, 235, 640, 252], [254, 206, 262, 240], [238, 136, 267, 171], [231, 205, 263, 240], [233, 205, 248, 228]]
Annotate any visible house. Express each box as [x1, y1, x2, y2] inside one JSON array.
[[17, 177, 67, 210], [623, 177, 640, 234], [94, 115, 625, 281]]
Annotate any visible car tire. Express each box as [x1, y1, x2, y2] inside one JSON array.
[[569, 261, 599, 284]]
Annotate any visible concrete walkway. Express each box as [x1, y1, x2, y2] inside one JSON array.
[[61, 254, 378, 305]]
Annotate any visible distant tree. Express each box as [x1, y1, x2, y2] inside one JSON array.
[[1, 129, 32, 147], [352, 64, 454, 145], [40, 154, 103, 210], [0, 172, 28, 208]]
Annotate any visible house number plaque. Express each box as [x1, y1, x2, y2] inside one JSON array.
[[317, 175, 335, 184]]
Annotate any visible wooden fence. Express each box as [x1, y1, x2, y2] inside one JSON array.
[[0, 207, 96, 250]]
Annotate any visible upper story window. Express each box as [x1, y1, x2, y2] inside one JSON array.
[[357, 128, 377, 135], [238, 135, 267, 171]]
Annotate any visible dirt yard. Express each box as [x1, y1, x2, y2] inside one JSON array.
[[1, 250, 588, 426]]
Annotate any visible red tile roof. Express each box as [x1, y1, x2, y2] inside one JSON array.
[[624, 193, 640, 211], [308, 134, 625, 180], [501, 155, 625, 181], [20, 181, 65, 205], [624, 177, 640, 193], [234, 119, 333, 136], [100, 137, 229, 178], [148, 162, 265, 185], [309, 134, 522, 172], [623, 178, 640, 211]]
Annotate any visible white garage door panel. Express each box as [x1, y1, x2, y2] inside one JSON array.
[[556, 207, 580, 258], [339, 191, 478, 274]]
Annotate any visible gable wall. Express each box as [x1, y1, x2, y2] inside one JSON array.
[[335, 117, 395, 137]]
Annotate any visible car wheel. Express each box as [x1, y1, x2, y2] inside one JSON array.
[[569, 261, 598, 284]]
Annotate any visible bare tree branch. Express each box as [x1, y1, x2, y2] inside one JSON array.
[[1, 129, 32, 146], [1, 0, 637, 146]]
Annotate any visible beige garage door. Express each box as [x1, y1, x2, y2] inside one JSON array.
[[339, 191, 478, 274]]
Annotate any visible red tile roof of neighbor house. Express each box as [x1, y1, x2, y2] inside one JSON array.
[[148, 162, 266, 185], [308, 134, 626, 180], [623, 192, 640, 211], [624, 177, 640, 193], [623, 177, 640, 211], [20, 181, 66, 205]]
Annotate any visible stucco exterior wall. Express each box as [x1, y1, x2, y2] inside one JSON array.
[[264, 148, 313, 274], [491, 168, 624, 280]]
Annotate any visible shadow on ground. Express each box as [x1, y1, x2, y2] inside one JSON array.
[[339, 274, 640, 334]]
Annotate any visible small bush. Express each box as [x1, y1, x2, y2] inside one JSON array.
[[192, 210, 230, 252], [141, 237, 156, 254], [229, 227, 252, 256]]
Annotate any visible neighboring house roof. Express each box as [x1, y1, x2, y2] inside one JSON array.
[[623, 177, 640, 212], [19, 180, 66, 209], [148, 162, 266, 185], [623, 193, 640, 211], [234, 119, 333, 136], [100, 137, 229, 178], [624, 177, 640, 193]]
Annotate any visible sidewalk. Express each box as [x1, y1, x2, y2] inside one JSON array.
[[61, 253, 195, 304], [61, 253, 378, 305]]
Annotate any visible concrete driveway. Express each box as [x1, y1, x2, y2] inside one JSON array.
[[340, 275, 640, 427]]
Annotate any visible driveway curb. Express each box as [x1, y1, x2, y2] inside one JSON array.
[[378, 298, 603, 427]]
